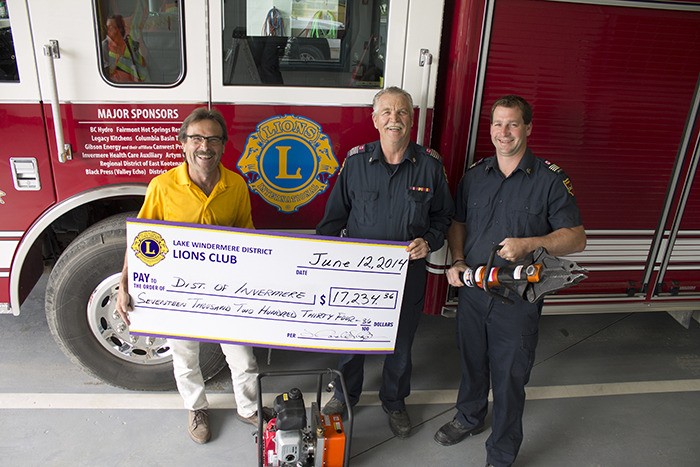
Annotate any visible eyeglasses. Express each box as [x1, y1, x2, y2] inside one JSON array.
[[185, 134, 225, 146]]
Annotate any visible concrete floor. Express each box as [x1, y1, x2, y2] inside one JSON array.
[[1, 274, 699, 466]]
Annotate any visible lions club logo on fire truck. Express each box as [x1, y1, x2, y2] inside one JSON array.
[[131, 230, 169, 267], [238, 115, 339, 213]]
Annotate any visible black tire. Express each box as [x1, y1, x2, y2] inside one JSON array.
[[45, 212, 226, 390], [297, 44, 326, 61]]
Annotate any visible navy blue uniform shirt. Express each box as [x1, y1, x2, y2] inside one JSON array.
[[317, 141, 454, 250], [454, 148, 581, 268]]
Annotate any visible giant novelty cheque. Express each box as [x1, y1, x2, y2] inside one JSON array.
[[126, 218, 409, 353]]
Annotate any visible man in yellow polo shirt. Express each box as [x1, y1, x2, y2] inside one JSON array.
[[115, 107, 269, 444]]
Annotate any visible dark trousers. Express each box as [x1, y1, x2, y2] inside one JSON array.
[[333, 260, 426, 411], [455, 286, 542, 467]]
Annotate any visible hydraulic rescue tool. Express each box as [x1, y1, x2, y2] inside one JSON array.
[[257, 369, 352, 467], [460, 246, 588, 304]]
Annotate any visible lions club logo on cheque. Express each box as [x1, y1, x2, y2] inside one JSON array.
[[131, 230, 169, 266], [238, 115, 339, 213]]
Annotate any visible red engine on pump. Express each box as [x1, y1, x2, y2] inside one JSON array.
[[260, 388, 346, 467]]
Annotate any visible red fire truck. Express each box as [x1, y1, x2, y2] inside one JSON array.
[[1, 0, 699, 390]]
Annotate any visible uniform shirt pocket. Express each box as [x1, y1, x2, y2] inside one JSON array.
[[509, 200, 548, 236], [407, 189, 433, 236], [352, 190, 379, 225], [465, 197, 491, 232]]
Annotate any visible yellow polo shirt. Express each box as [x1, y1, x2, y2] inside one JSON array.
[[138, 163, 254, 229]]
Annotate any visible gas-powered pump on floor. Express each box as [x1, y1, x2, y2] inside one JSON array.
[[257, 369, 352, 467]]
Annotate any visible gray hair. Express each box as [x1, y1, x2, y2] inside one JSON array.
[[372, 86, 414, 114]]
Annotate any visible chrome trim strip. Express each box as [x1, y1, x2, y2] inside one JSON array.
[[426, 267, 446, 274], [581, 265, 700, 271], [9, 184, 146, 316], [542, 300, 700, 315], [577, 230, 700, 238], [667, 265, 700, 271], [544, 294, 700, 302], [582, 266, 645, 271], [567, 235, 700, 264], [446, 293, 700, 312]]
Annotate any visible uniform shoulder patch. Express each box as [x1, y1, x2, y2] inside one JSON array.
[[562, 177, 575, 197], [468, 158, 485, 170], [544, 160, 563, 173], [346, 144, 366, 158], [542, 159, 575, 196], [425, 148, 443, 162]]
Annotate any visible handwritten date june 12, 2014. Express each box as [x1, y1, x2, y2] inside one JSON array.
[[308, 252, 408, 272]]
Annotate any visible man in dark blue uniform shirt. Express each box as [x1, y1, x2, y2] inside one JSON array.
[[316, 86, 454, 438], [434, 95, 586, 467]]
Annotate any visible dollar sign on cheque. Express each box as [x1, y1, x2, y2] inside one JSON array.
[[320, 294, 326, 305]]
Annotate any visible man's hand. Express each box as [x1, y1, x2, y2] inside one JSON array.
[[498, 237, 532, 262], [498, 226, 587, 262], [115, 286, 132, 326], [446, 261, 468, 287], [407, 237, 430, 260]]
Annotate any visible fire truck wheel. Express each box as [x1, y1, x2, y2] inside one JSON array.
[[45, 213, 227, 390]]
